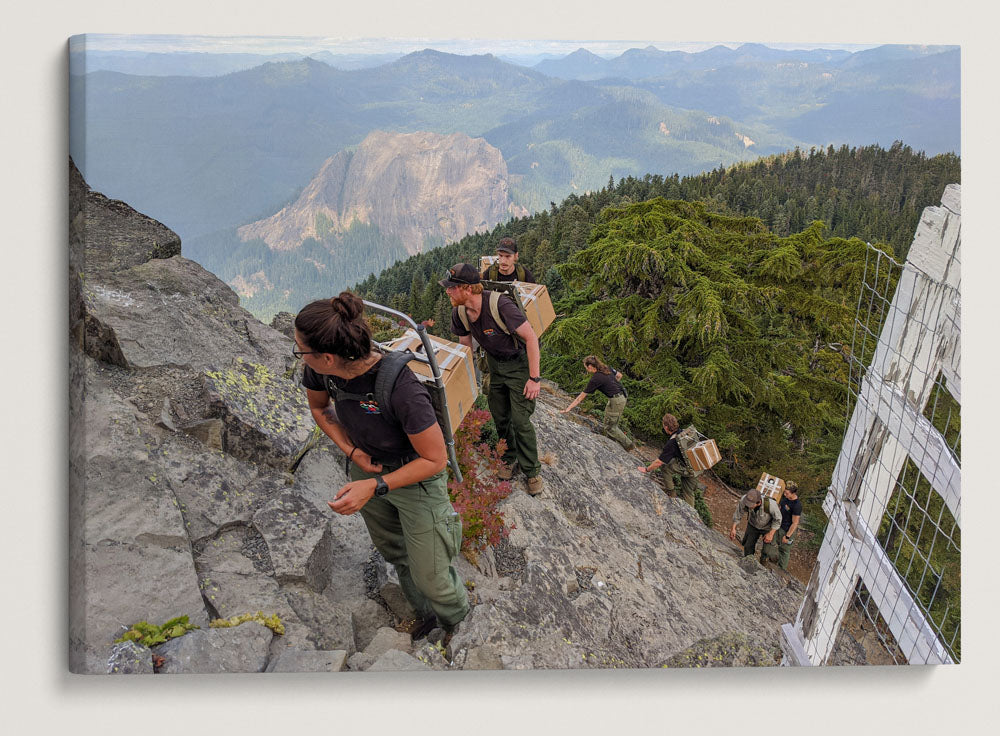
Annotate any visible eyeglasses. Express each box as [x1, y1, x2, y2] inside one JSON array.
[[292, 345, 322, 359]]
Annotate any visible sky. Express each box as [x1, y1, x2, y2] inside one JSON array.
[[69, 34, 884, 58]]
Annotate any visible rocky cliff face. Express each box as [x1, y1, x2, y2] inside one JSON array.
[[237, 130, 528, 255], [70, 160, 829, 674]]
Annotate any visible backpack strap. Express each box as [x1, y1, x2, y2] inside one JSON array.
[[457, 305, 471, 332], [488, 263, 499, 281], [516, 264, 526, 281], [488, 291, 510, 335], [324, 350, 413, 427]]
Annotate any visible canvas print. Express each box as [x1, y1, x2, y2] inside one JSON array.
[[68, 34, 961, 674]]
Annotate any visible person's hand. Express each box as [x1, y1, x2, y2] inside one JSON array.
[[523, 379, 540, 400], [763, 530, 776, 544], [638, 465, 648, 473], [729, 525, 738, 541], [352, 449, 383, 474], [328, 478, 377, 515], [560, 406, 572, 414]]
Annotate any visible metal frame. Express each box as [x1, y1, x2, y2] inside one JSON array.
[[363, 300, 463, 483]]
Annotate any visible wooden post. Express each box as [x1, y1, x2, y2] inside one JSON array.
[[782, 185, 961, 665]]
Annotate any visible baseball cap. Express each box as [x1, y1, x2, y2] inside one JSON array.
[[439, 263, 481, 288], [497, 237, 517, 254], [746, 489, 763, 505]]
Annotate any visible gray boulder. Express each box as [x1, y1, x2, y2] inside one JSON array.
[[156, 623, 273, 674], [107, 641, 154, 675], [265, 649, 348, 673], [367, 650, 430, 672]]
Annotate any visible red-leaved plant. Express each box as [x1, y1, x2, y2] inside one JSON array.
[[448, 408, 515, 552]]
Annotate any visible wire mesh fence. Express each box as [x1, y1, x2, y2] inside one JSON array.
[[782, 185, 961, 666]]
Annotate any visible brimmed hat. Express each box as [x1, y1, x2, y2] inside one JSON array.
[[439, 263, 481, 288], [497, 237, 517, 254], [746, 489, 763, 505]]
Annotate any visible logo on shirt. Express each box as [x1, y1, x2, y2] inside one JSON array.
[[483, 328, 496, 337], [359, 399, 381, 415]]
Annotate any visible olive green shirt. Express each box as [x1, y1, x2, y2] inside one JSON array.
[[733, 494, 782, 532]]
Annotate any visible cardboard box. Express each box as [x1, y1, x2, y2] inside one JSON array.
[[383, 330, 478, 434], [685, 439, 721, 472], [479, 255, 498, 273], [513, 282, 556, 337], [756, 473, 786, 503]]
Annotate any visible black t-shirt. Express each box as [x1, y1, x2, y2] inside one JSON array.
[[658, 435, 682, 464], [583, 370, 624, 398], [779, 495, 803, 531], [451, 291, 527, 360], [301, 358, 437, 463], [482, 265, 536, 283]]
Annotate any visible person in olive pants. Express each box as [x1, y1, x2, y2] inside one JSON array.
[[351, 462, 468, 628], [487, 351, 542, 479]]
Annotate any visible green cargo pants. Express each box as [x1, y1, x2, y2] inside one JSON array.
[[660, 457, 698, 507], [351, 463, 469, 628], [486, 352, 541, 478], [601, 394, 632, 450], [761, 529, 794, 570]]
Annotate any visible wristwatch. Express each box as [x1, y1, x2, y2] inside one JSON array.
[[373, 475, 389, 496], [528, 376, 541, 382]]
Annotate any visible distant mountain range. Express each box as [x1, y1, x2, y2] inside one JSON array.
[[70, 41, 959, 319]]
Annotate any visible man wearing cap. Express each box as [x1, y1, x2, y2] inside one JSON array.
[[440, 263, 544, 495], [761, 481, 802, 570], [729, 488, 782, 560], [482, 237, 536, 283]]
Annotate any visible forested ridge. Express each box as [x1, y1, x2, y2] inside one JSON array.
[[356, 142, 959, 544]]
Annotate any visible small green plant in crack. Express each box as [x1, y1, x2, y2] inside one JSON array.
[[115, 615, 199, 647]]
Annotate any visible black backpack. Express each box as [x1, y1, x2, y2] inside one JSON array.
[[324, 349, 451, 466]]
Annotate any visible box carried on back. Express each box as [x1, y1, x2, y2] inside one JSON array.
[[382, 330, 477, 433], [480, 255, 498, 273], [513, 282, 556, 336], [481, 279, 557, 337], [685, 439, 721, 473], [756, 473, 786, 503]]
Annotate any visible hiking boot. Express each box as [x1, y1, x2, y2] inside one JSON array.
[[525, 475, 544, 496], [497, 463, 514, 481], [396, 614, 439, 639]]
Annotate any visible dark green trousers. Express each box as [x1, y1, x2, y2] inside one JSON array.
[[601, 394, 632, 450], [741, 524, 776, 559], [486, 352, 541, 478], [660, 457, 697, 507], [351, 463, 469, 628], [761, 529, 794, 569]]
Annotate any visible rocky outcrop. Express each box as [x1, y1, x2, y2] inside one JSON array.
[[237, 130, 528, 255], [70, 159, 864, 674]]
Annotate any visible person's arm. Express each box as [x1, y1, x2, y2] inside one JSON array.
[[763, 500, 781, 543], [638, 458, 664, 474], [562, 391, 589, 413], [458, 335, 473, 349], [329, 423, 447, 515], [514, 320, 541, 399], [306, 388, 381, 473], [785, 514, 801, 542]]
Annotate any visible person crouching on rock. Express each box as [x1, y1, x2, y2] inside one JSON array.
[[294, 292, 469, 638], [561, 355, 634, 451], [637, 413, 699, 507]]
